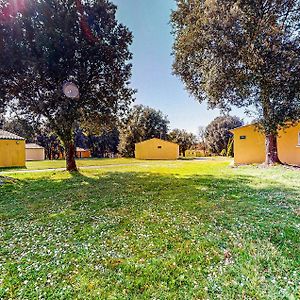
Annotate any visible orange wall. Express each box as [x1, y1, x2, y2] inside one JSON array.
[[135, 138, 179, 160], [0, 140, 25, 167], [76, 150, 91, 158], [233, 123, 300, 165]]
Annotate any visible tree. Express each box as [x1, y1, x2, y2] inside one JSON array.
[[168, 129, 197, 156], [0, 0, 134, 171], [118, 105, 169, 157], [205, 116, 242, 155], [36, 127, 64, 160], [3, 117, 36, 142], [198, 126, 208, 156], [171, 0, 300, 165], [226, 138, 234, 157], [75, 127, 119, 158]]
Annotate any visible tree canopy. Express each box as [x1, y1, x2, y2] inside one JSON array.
[[2, 117, 36, 142], [118, 105, 169, 157], [171, 0, 300, 164], [168, 129, 197, 156], [75, 126, 120, 158], [205, 116, 243, 155], [0, 0, 134, 170]]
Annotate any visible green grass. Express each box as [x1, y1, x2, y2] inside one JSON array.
[[0, 158, 143, 171], [0, 160, 299, 299]]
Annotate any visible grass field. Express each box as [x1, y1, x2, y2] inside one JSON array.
[[0, 158, 144, 171], [0, 159, 299, 299], [1, 157, 226, 171]]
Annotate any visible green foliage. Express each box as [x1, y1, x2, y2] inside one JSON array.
[[118, 105, 169, 157], [36, 125, 65, 160], [220, 149, 227, 156], [168, 128, 197, 156], [205, 116, 242, 154], [0, 160, 299, 298], [0, 0, 134, 170], [2, 117, 37, 142], [171, 0, 300, 163], [226, 138, 234, 157], [75, 127, 120, 158]]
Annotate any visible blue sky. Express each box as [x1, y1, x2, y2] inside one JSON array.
[[112, 0, 250, 134]]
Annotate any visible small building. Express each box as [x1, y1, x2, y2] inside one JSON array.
[[25, 143, 45, 161], [231, 123, 300, 165], [76, 147, 91, 159], [185, 149, 206, 158], [135, 138, 179, 160], [0, 130, 25, 167]]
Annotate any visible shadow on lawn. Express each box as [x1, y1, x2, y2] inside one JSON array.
[[1, 170, 299, 299], [1, 170, 299, 258]]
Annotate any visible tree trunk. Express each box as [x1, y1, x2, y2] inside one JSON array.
[[64, 141, 78, 171], [265, 133, 281, 165]]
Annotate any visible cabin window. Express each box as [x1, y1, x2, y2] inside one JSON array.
[[157, 146, 162, 149], [240, 135, 246, 140]]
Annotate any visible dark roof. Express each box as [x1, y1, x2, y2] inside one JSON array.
[[26, 143, 44, 149], [0, 130, 25, 140]]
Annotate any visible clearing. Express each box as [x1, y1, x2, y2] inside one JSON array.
[[0, 159, 299, 299]]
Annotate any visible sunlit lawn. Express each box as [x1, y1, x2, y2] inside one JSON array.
[[23, 158, 143, 170], [0, 160, 299, 299], [0, 157, 227, 172]]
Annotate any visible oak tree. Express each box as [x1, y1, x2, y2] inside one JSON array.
[[168, 129, 197, 156], [205, 116, 242, 155], [0, 0, 134, 171], [171, 0, 300, 164]]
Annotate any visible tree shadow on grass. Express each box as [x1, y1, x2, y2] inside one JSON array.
[[1, 170, 299, 248], [0, 170, 299, 299]]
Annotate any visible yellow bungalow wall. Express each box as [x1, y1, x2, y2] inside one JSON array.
[[185, 150, 206, 157], [277, 125, 300, 165], [232, 123, 300, 165], [135, 138, 179, 160], [232, 125, 266, 164], [0, 140, 26, 167]]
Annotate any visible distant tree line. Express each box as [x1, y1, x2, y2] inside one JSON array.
[[3, 105, 243, 159], [2, 117, 120, 159]]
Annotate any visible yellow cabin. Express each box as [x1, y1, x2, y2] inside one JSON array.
[[185, 149, 206, 158], [0, 130, 26, 168], [231, 123, 300, 165], [135, 138, 179, 160]]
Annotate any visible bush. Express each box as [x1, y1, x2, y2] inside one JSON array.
[[220, 149, 227, 156], [226, 138, 234, 157]]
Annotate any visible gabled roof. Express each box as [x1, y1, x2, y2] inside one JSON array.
[[135, 138, 179, 146], [0, 130, 25, 140], [26, 143, 44, 149]]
